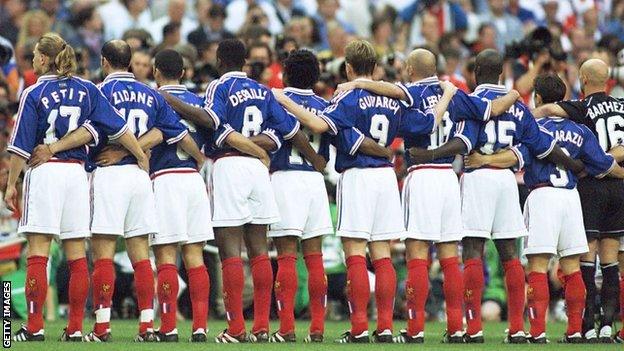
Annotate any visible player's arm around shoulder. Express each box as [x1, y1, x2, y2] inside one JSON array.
[[532, 103, 569, 119], [335, 80, 408, 102], [608, 144, 624, 163], [272, 88, 331, 134], [225, 131, 271, 168], [464, 148, 521, 169]]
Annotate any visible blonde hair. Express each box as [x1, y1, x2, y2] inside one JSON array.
[[345, 39, 377, 76], [18, 10, 51, 49], [37, 33, 77, 77]]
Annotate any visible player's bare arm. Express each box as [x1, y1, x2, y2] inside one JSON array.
[[358, 137, 394, 161], [29, 126, 95, 168], [335, 80, 407, 101], [272, 88, 330, 134], [161, 91, 215, 130], [544, 146, 585, 174], [224, 131, 271, 168], [290, 130, 327, 172], [409, 137, 467, 164], [464, 149, 519, 169], [97, 128, 163, 166], [434, 81, 458, 126], [178, 134, 206, 168], [605, 162, 624, 178], [4, 154, 26, 212], [249, 134, 278, 152], [115, 130, 150, 172], [608, 144, 624, 163], [532, 103, 568, 118], [489, 90, 521, 117]]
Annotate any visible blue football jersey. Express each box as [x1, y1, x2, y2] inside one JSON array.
[[397, 78, 492, 165], [149, 85, 211, 175], [205, 71, 299, 156], [520, 118, 615, 189], [270, 87, 331, 172], [8, 74, 128, 162], [94, 72, 188, 168], [459, 84, 556, 171], [320, 80, 403, 172]]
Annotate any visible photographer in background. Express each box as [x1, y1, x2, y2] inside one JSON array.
[[0, 36, 18, 102], [609, 47, 624, 98]]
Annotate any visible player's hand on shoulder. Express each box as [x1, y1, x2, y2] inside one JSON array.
[[440, 81, 458, 96], [96, 145, 129, 167], [28, 144, 54, 168], [464, 152, 486, 169], [137, 155, 150, 173], [334, 82, 358, 95], [271, 88, 287, 103], [4, 185, 17, 212]]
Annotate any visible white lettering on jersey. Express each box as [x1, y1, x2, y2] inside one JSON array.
[[41, 88, 87, 109], [229, 88, 267, 107], [358, 96, 400, 114], [112, 90, 154, 107]]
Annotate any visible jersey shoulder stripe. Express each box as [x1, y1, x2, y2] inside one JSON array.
[[9, 82, 45, 146]]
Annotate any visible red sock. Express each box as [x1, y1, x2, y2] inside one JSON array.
[[132, 259, 155, 333], [25, 256, 48, 333], [222, 257, 245, 335], [373, 258, 396, 333], [464, 258, 484, 335], [527, 272, 548, 337], [92, 259, 115, 335], [620, 276, 624, 339], [346, 255, 369, 335], [66, 257, 89, 335], [304, 253, 326, 334], [563, 271, 585, 336], [406, 259, 428, 336], [275, 255, 297, 334], [250, 254, 273, 334], [157, 264, 179, 333], [187, 265, 210, 332], [441, 257, 463, 334], [503, 259, 525, 334]]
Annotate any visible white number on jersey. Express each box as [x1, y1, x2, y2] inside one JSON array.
[[289, 128, 320, 165], [428, 111, 451, 149], [595, 115, 624, 151], [44, 106, 81, 144], [119, 108, 149, 137], [480, 120, 516, 154], [550, 147, 570, 186], [241, 106, 263, 137], [370, 114, 390, 146], [176, 120, 197, 160]]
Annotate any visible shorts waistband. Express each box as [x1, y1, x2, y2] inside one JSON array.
[[150, 167, 198, 180], [47, 158, 82, 165], [213, 151, 249, 161], [408, 163, 453, 172]]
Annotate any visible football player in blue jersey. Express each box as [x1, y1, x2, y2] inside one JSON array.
[[7, 33, 146, 342], [464, 74, 624, 343]]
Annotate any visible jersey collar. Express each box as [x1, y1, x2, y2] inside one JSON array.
[[474, 83, 507, 94], [37, 74, 61, 82], [104, 72, 136, 82], [415, 76, 439, 85], [159, 84, 188, 92], [221, 71, 247, 79], [283, 87, 314, 95]]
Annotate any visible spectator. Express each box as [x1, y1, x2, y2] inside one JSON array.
[[17, 10, 52, 52], [269, 0, 308, 34], [471, 23, 498, 54], [122, 28, 153, 51], [98, 0, 152, 41], [399, 0, 467, 50], [481, 0, 524, 52], [149, 0, 197, 44], [154, 22, 182, 53], [371, 15, 395, 57], [188, 4, 234, 49], [224, 0, 281, 34], [0, 0, 27, 44], [68, 3, 104, 71], [314, 0, 356, 50], [246, 41, 274, 86], [130, 50, 153, 84]]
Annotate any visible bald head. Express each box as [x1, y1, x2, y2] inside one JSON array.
[[407, 48, 437, 79], [101, 39, 132, 69], [580, 58, 609, 87]]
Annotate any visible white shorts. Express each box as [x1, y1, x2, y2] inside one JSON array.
[[211, 156, 280, 227], [336, 167, 404, 241], [91, 165, 158, 238], [460, 168, 527, 239], [523, 187, 588, 257], [269, 170, 333, 240], [402, 165, 462, 242], [151, 168, 214, 246], [19, 161, 90, 239]]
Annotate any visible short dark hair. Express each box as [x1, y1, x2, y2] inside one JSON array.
[[154, 49, 184, 80], [102, 40, 132, 69], [534, 73, 566, 104], [217, 39, 246, 70], [474, 49, 503, 85], [284, 49, 320, 89], [247, 41, 272, 59], [345, 40, 377, 76], [163, 22, 181, 37], [208, 4, 226, 18]]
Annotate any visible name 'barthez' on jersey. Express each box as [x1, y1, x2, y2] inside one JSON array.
[[95, 71, 189, 169], [9, 74, 128, 162], [521, 118, 616, 189]]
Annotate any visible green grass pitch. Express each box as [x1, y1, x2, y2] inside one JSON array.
[[6, 319, 621, 350]]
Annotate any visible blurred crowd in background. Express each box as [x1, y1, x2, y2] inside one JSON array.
[[0, 0, 621, 326]]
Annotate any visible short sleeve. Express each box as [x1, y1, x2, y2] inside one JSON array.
[[265, 91, 300, 141], [203, 79, 224, 128], [336, 127, 365, 156], [399, 108, 435, 137], [451, 119, 481, 154], [395, 82, 414, 108], [519, 111, 556, 159], [579, 126, 616, 178], [509, 143, 531, 170], [8, 91, 38, 159], [452, 90, 492, 122], [319, 91, 355, 135], [155, 94, 189, 144], [214, 123, 235, 147], [86, 88, 128, 140], [556, 100, 586, 124]]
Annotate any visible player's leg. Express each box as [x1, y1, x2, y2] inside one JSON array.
[[214, 226, 246, 337], [243, 223, 272, 339], [526, 254, 551, 341], [90, 235, 117, 338], [462, 236, 486, 338], [126, 235, 155, 336], [404, 239, 430, 339], [301, 237, 326, 340], [580, 241, 598, 339], [559, 255, 585, 341], [181, 243, 210, 339], [618, 249, 624, 342], [493, 238, 526, 337], [369, 241, 396, 339], [273, 236, 299, 339], [153, 244, 179, 338], [22, 234, 52, 338], [597, 237, 621, 342], [61, 238, 89, 339], [436, 242, 463, 337], [342, 238, 370, 337]]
